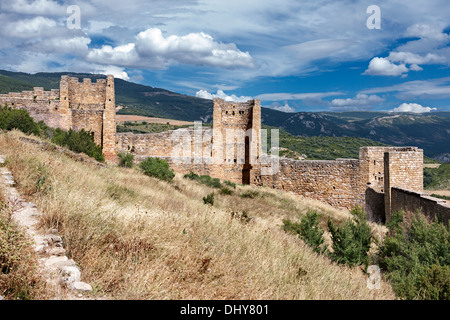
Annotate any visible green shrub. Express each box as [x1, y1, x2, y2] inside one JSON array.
[[240, 190, 260, 199], [183, 172, 222, 188], [417, 264, 450, 300], [203, 193, 214, 205], [283, 210, 326, 254], [224, 180, 236, 189], [0, 106, 40, 136], [219, 187, 233, 195], [118, 152, 134, 168], [378, 210, 450, 300], [51, 128, 104, 162], [327, 206, 372, 267], [140, 157, 175, 182], [183, 171, 199, 180]]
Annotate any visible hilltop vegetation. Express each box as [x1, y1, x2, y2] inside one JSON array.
[[424, 163, 450, 190]]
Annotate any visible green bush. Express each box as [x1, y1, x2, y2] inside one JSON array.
[[203, 193, 214, 205], [51, 128, 104, 162], [378, 210, 450, 300], [0, 106, 40, 136], [327, 206, 372, 267], [219, 187, 233, 195], [283, 210, 326, 254], [417, 264, 450, 300], [118, 152, 134, 168], [183, 172, 222, 188], [140, 157, 175, 182], [240, 190, 260, 199], [183, 171, 199, 180], [224, 180, 236, 189]]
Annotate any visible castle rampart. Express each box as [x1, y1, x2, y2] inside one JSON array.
[[0, 75, 116, 161], [1, 80, 434, 224]]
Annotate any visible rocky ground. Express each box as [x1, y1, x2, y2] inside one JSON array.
[[0, 154, 96, 300]]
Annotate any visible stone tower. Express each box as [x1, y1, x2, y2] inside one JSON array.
[[59, 75, 116, 161], [211, 98, 261, 184]]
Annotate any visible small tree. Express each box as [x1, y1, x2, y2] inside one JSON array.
[[118, 152, 134, 168], [283, 210, 326, 254], [140, 157, 175, 182], [327, 205, 372, 267]]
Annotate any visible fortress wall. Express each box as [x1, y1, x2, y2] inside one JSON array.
[[1, 75, 117, 161], [258, 158, 364, 209], [359, 146, 391, 193], [384, 148, 423, 221], [391, 187, 450, 225], [364, 187, 385, 223], [62, 76, 107, 107], [71, 110, 104, 146], [116, 128, 213, 159], [0, 87, 70, 129]]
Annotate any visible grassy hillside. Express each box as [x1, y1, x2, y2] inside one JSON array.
[[0, 130, 395, 300], [424, 163, 450, 190]]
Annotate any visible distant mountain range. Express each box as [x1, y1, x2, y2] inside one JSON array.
[[1, 70, 449, 159]]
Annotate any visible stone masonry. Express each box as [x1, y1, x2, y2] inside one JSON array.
[[1, 79, 435, 223], [0, 75, 116, 161]]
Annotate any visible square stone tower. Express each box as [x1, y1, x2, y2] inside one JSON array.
[[59, 75, 116, 161], [211, 98, 261, 184]]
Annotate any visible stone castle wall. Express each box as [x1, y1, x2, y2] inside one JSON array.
[[384, 147, 423, 221], [0, 75, 116, 161], [2, 81, 431, 222], [391, 187, 450, 224], [256, 158, 364, 209]]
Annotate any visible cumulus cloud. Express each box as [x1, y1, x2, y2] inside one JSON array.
[[363, 57, 408, 76], [0, 0, 66, 15], [195, 89, 252, 102], [3, 17, 57, 39], [265, 102, 296, 113], [388, 51, 445, 65], [87, 28, 254, 70], [391, 103, 437, 113], [405, 23, 450, 41], [95, 65, 129, 80], [331, 94, 385, 109]]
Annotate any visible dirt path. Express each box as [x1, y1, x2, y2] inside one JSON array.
[[0, 154, 95, 300]]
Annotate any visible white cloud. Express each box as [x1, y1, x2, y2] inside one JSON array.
[[361, 77, 450, 99], [392, 103, 437, 113], [363, 57, 409, 76], [254, 92, 341, 101], [87, 43, 141, 67], [1, 0, 66, 15], [3, 17, 57, 39], [195, 89, 252, 102], [283, 39, 353, 61], [331, 94, 384, 109], [388, 51, 445, 66], [405, 23, 450, 41], [87, 28, 254, 70], [95, 65, 129, 80], [265, 102, 296, 113]]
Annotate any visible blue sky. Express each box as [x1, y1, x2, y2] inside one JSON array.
[[1, 0, 450, 113]]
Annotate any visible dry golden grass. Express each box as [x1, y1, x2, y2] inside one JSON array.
[[0, 130, 396, 300], [0, 177, 48, 300]]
